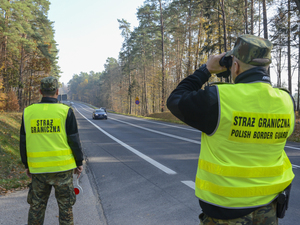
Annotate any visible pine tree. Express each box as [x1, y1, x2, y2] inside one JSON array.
[[0, 77, 7, 111]]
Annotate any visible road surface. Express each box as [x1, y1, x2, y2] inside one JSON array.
[[73, 102, 300, 225]]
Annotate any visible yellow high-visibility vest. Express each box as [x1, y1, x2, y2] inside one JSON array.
[[195, 82, 295, 208], [24, 103, 76, 173]]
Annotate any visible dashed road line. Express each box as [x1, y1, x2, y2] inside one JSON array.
[[77, 104, 201, 144], [109, 117, 201, 145], [112, 113, 200, 132], [181, 181, 195, 190]]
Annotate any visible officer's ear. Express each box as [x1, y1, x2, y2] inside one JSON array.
[[234, 60, 240, 76]]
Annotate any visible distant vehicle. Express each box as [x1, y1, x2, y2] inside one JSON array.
[[100, 107, 107, 112], [92, 108, 107, 120], [70, 102, 74, 106]]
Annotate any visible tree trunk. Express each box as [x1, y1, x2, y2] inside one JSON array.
[[159, 0, 165, 112], [176, 37, 180, 83], [143, 50, 148, 115], [251, 0, 254, 34], [129, 71, 132, 114], [187, 0, 192, 76], [194, 10, 203, 70], [262, 0, 270, 77], [194, 14, 202, 70], [18, 44, 24, 109], [245, 0, 248, 34], [176, 17, 181, 83], [218, 4, 222, 54], [220, 0, 227, 52], [152, 47, 156, 112], [258, 0, 261, 36], [262, 0, 268, 39], [287, 0, 292, 93], [277, 46, 282, 88], [2, 1, 10, 91], [28, 70, 33, 105], [297, 22, 300, 111], [128, 55, 132, 114], [220, 0, 228, 82]]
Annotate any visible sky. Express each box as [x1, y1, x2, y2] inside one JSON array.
[[48, 0, 145, 85]]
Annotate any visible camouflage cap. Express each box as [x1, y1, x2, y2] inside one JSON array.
[[40, 77, 58, 91], [225, 34, 273, 66]]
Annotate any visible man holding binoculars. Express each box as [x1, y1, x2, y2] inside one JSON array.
[[167, 34, 295, 224]]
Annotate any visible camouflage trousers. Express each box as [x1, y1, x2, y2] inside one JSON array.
[[199, 201, 278, 225], [27, 170, 76, 225]]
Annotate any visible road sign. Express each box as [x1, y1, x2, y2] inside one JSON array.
[[135, 100, 140, 105], [135, 97, 139, 101]]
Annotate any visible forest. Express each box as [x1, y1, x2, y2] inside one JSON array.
[[68, 0, 300, 116], [0, 0, 59, 111], [0, 0, 300, 116]]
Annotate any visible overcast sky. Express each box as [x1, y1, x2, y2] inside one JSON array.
[[48, 0, 145, 85]]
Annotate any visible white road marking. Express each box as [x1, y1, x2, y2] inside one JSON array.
[[109, 117, 201, 145], [285, 145, 300, 151], [77, 104, 200, 132], [74, 106, 177, 175], [77, 104, 201, 144], [292, 164, 300, 169], [76, 104, 300, 170], [112, 113, 200, 132], [181, 181, 195, 190]]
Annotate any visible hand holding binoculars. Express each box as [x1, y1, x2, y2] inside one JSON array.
[[216, 55, 232, 78]]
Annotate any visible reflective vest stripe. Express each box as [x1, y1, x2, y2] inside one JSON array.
[[27, 149, 73, 158], [198, 156, 292, 178], [28, 157, 76, 168], [195, 178, 292, 198]]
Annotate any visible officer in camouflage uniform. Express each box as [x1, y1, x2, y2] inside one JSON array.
[[167, 34, 294, 225], [20, 77, 84, 225]]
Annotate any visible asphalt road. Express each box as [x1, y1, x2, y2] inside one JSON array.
[[72, 102, 300, 225]]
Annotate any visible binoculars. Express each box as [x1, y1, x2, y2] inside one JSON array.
[[217, 55, 233, 78]]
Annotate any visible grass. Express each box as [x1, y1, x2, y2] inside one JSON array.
[[287, 112, 300, 142], [0, 112, 30, 195], [1, 108, 299, 194]]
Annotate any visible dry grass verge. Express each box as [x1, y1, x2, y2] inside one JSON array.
[[0, 112, 30, 195], [287, 112, 300, 142]]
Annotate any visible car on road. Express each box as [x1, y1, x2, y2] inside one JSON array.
[[92, 108, 107, 120], [100, 107, 107, 112]]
